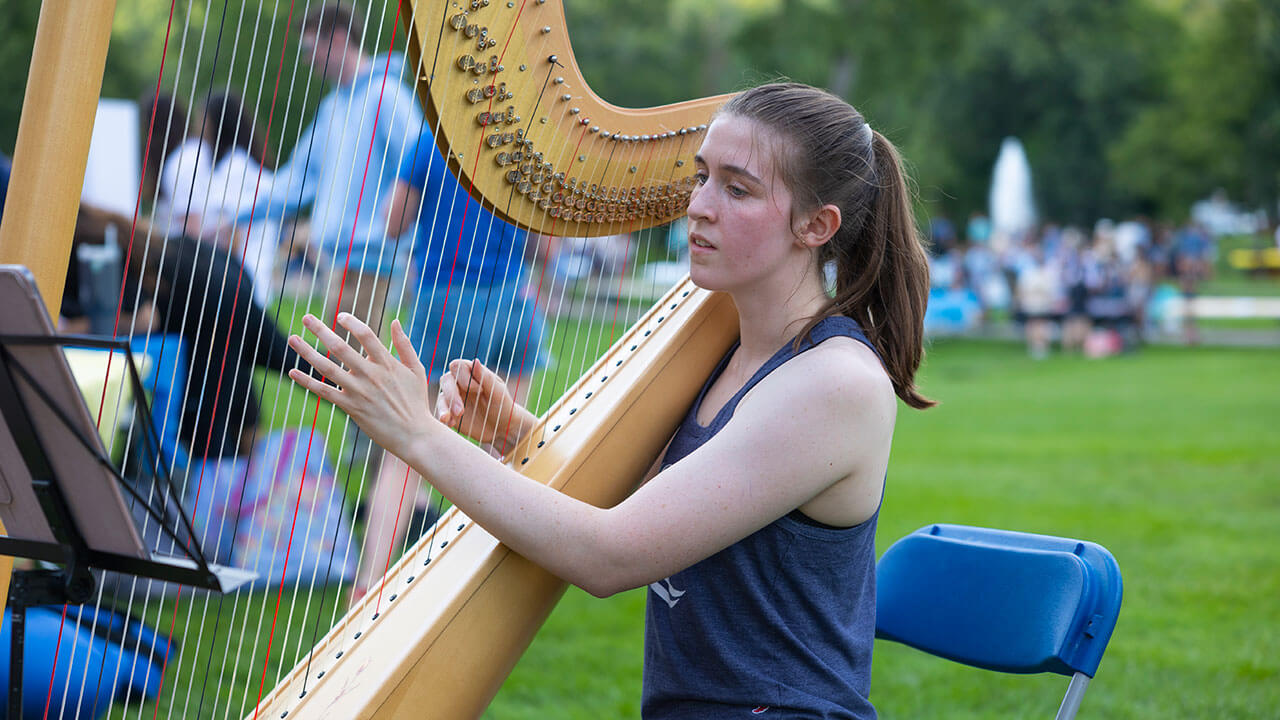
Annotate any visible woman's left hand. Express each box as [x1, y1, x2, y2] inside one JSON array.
[[287, 313, 435, 460]]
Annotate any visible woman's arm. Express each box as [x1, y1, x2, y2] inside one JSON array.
[[288, 314, 893, 597]]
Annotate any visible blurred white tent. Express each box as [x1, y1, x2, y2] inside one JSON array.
[[81, 98, 140, 218]]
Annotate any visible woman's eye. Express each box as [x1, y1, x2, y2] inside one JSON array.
[[694, 172, 708, 185], [727, 185, 747, 197]]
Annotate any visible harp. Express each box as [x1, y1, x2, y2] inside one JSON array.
[[0, 1, 739, 717]]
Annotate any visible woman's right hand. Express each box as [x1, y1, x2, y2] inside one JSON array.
[[437, 358, 535, 453]]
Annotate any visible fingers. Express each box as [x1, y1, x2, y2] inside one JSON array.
[[390, 319, 424, 373], [443, 358, 477, 397], [437, 369, 463, 422], [470, 358, 489, 387], [455, 357, 495, 395], [288, 331, 348, 382], [300, 314, 363, 369], [337, 313, 391, 364], [288, 367, 343, 406]]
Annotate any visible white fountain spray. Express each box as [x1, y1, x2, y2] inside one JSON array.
[[988, 137, 1036, 253]]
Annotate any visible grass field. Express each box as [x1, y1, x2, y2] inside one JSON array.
[[97, 310, 1278, 718], [487, 338, 1280, 719]]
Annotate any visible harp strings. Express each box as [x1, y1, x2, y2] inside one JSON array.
[[45, 0, 674, 716], [59, 1, 258, 717]]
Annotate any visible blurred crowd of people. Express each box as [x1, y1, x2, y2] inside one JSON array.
[[925, 212, 1218, 356]]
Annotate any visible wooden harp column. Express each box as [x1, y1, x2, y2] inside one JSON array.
[[0, 0, 120, 618]]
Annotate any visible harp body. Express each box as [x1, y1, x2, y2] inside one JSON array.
[[402, 0, 731, 238], [0, 1, 740, 717], [250, 278, 737, 719]]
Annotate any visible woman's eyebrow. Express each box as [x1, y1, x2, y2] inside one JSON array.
[[693, 154, 764, 186]]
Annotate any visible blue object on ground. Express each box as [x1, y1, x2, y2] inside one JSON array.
[[0, 605, 173, 718]]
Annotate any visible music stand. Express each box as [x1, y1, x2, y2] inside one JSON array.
[[0, 266, 254, 718]]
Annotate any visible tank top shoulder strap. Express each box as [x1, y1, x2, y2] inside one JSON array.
[[717, 315, 877, 423]]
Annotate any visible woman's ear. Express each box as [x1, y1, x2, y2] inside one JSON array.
[[795, 203, 841, 249]]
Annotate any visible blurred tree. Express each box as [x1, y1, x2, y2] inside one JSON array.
[[0, 0, 1271, 226], [924, 0, 1175, 226], [0, 2, 44, 154], [563, 0, 703, 106], [733, 0, 978, 225], [1110, 0, 1280, 221]]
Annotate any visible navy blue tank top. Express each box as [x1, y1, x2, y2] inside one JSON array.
[[642, 315, 880, 719]]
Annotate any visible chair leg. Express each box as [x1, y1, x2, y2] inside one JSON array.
[[1054, 672, 1092, 720]]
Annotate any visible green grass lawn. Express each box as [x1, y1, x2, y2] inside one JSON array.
[[100, 306, 1277, 718], [487, 339, 1280, 719]]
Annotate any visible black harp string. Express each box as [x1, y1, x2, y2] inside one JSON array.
[[155, 0, 277, 714], [276, 0, 418, 673], [543, 131, 643, 422], [292, 0, 463, 676], [528, 130, 642, 452], [187, 1, 329, 716], [180, 4, 297, 714]]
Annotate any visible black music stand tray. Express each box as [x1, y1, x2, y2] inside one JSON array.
[[0, 266, 254, 719]]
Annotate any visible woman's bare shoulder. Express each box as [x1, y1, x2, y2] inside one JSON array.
[[733, 334, 897, 443], [783, 335, 894, 407]]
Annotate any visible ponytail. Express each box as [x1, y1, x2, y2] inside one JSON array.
[[846, 131, 933, 408]]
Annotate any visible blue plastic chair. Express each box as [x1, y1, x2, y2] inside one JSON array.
[[875, 524, 1123, 720]]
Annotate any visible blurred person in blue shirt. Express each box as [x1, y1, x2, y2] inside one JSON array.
[[234, 2, 422, 331], [353, 127, 549, 599], [387, 129, 547, 383]]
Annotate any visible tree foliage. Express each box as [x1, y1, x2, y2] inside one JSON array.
[[1, 0, 1276, 224]]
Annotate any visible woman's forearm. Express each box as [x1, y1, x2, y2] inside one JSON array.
[[403, 423, 626, 596]]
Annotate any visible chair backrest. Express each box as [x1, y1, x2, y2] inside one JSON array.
[[876, 524, 1122, 679]]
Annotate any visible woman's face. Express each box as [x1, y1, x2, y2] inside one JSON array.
[[685, 115, 804, 294]]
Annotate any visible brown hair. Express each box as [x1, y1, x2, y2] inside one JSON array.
[[297, 2, 364, 45], [138, 92, 188, 203], [719, 82, 934, 409], [202, 92, 270, 168]]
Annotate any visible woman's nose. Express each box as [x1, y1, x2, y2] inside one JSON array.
[[686, 182, 712, 222]]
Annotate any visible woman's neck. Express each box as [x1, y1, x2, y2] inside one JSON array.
[[730, 267, 830, 365]]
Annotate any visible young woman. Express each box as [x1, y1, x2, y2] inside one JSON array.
[[288, 82, 932, 718]]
